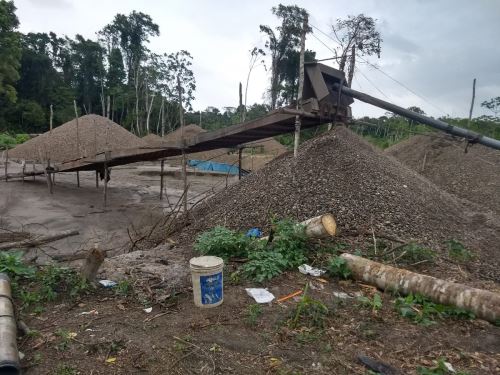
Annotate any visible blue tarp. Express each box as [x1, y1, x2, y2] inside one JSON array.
[[188, 159, 244, 175]]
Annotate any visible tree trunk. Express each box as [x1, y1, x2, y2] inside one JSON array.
[[347, 45, 356, 87], [0, 230, 79, 250], [302, 214, 337, 238], [341, 253, 500, 323]]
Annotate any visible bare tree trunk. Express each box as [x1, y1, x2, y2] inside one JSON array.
[[293, 15, 308, 158], [177, 76, 188, 216], [161, 97, 166, 137], [468, 78, 476, 127], [341, 253, 500, 323], [347, 45, 356, 87], [146, 93, 155, 135], [73, 100, 80, 157], [107, 95, 111, 119], [49, 104, 53, 134], [270, 59, 279, 110]]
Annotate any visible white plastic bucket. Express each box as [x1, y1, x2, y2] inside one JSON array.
[[189, 256, 224, 308]]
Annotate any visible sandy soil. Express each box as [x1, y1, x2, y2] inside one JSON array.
[[0, 160, 233, 262]]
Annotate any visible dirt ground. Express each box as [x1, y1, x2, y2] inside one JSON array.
[[19, 266, 500, 375]]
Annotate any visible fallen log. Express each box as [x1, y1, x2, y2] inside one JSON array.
[[0, 230, 79, 250], [341, 253, 500, 323], [302, 213, 337, 238]]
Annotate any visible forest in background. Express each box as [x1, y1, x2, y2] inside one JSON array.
[[1, 0, 499, 150]]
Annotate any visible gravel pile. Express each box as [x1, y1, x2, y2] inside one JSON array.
[[142, 133, 165, 147], [9, 115, 148, 163], [188, 127, 500, 279], [386, 133, 500, 215], [164, 124, 206, 143]]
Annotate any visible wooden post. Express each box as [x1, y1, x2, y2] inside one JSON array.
[[22, 161, 25, 184], [76, 171, 80, 187], [293, 14, 308, 158], [160, 159, 164, 200], [45, 160, 53, 194], [4, 149, 8, 182], [468, 78, 476, 127], [52, 172, 55, 185], [32, 162, 35, 181], [178, 75, 188, 216], [103, 151, 110, 208], [95, 170, 99, 188], [238, 147, 243, 180]]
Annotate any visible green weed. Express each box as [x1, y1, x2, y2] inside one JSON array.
[[446, 240, 473, 262], [115, 280, 132, 296], [52, 365, 77, 375], [327, 256, 351, 279], [0, 251, 35, 279], [357, 293, 383, 312], [55, 329, 73, 352], [288, 286, 329, 329], [395, 293, 474, 325], [245, 303, 263, 325]]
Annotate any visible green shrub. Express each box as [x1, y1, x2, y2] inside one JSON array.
[[194, 226, 252, 259], [0, 133, 17, 150], [327, 256, 351, 279], [15, 133, 30, 144], [0, 251, 35, 279], [357, 293, 383, 312], [288, 286, 329, 329], [245, 303, 263, 325]]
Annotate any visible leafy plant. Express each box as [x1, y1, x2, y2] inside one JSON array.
[[269, 219, 308, 267], [393, 243, 436, 265], [327, 256, 351, 279], [395, 293, 474, 325], [357, 293, 383, 312], [53, 365, 77, 375], [446, 240, 473, 262], [0, 251, 35, 279], [245, 304, 263, 325], [194, 226, 252, 259], [55, 329, 74, 351], [241, 250, 288, 282], [417, 358, 470, 375]]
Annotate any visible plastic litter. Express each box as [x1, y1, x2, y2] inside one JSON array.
[[143, 307, 153, 313], [245, 288, 275, 303], [246, 228, 262, 238], [79, 309, 98, 315], [298, 264, 326, 277], [99, 280, 117, 288]]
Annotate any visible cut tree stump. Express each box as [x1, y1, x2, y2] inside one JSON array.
[[302, 214, 337, 238], [81, 245, 105, 282], [341, 253, 500, 323]]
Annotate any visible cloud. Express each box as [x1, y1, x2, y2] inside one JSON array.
[[26, 0, 72, 9]]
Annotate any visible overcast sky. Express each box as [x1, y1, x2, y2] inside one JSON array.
[[14, 0, 500, 118]]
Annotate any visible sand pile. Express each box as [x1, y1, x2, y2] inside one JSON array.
[[188, 127, 500, 279], [164, 124, 206, 143], [9, 115, 147, 163], [142, 133, 166, 147], [386, 133, 500, 215]]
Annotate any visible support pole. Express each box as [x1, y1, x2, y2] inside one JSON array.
[[76, 171, 80, 187], [468, 78, 476, 127], [73, 100, 80, 157], [32, 162, 35, 181], [178, 75, 188, 216], [45, 160, 53, 194], [95, 170, 99, 188], [4, 149, 8, 182], [103, 164, 108, 208], [160, 159, 164, 200], [22, 161, 25, 184], [334, 84, 500, 151], [293, 14, 308, 158], [49, 104, 53, 134], [238, 147, 243, 180]]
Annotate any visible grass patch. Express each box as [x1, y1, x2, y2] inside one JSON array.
[[446, 240, 473, 262], [287, 286, 329, 330]]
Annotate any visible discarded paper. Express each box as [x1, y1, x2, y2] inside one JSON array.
[[298, 264, 326, 277], [245, 288, 275, 303]]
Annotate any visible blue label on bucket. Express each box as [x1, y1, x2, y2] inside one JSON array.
[[200, 272, 223, 305]]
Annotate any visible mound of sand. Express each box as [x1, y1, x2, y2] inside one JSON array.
[[142, 133, 166, 147], [386, 133, 500, 215], [164, 124, 206, 143], [9, 114, 147, 163], [243, 137, 287, 156], [188, 127, 500, 280]]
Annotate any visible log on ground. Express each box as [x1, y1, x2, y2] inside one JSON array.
[[341, 253, 500, 323]]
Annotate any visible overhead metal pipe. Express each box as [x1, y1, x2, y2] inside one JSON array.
[[333, 83, 500, 151], [0, 273, 20, 375]]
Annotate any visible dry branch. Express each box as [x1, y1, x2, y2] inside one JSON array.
[[0, 229, 79, 250], [341, 253, 500, 323]]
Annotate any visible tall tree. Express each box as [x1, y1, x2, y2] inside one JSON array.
[[481, 97, 500, 118], [331, 14, 382, 86], [0, 0, 21, 105], [260, 4, 310, 109]]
